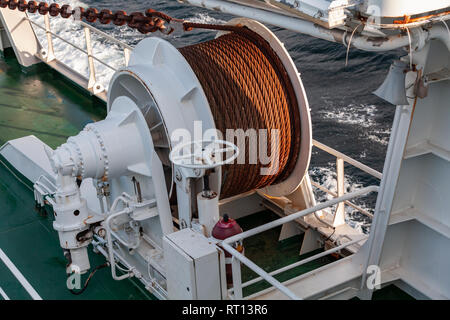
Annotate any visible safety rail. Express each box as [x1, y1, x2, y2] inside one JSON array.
[[311, 139, 382, 221], [224, 186, 379, 300], [33, 174, 57, 207], [26, 14, 132, 95]]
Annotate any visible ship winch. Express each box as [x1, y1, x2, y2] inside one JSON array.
[[1, 0, 450, 301], [35, 18, 313, 297]]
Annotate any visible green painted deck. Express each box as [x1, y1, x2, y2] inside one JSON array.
[[0, 49, 153, 300], [0, 49, 106, 149], [0, 49, 411, 300]]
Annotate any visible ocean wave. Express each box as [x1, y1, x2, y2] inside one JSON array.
[[367, 134, 389, 146], [186, 12, 226, 25], [29, 3, 229, 89], [29, 0, 131, 89], [318, 103, 378, 128]]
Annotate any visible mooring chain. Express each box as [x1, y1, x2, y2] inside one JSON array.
[[0, 0, 187, 34], [0, 0, 255, 36]]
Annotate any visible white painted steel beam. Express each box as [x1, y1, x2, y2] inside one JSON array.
[[182, 0, 414, 52]]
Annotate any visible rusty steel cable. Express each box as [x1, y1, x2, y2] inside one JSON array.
[[1, 2, 302, 198], [179, 28, 301, 198]]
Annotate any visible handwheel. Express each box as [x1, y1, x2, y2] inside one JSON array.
[[169, 140, 239, 170]]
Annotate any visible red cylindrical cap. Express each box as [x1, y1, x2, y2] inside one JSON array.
[[212, 214, 242, 240]]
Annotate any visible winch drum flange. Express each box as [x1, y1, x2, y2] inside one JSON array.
[[107, 18, 312, 199]]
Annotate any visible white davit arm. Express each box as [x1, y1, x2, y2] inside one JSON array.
[[182, 0, 450, 53]]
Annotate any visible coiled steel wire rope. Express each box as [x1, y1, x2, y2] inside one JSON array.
[[179, 27, 301, 198]]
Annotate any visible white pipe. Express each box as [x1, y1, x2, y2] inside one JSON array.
[[107, 195, 140, 249], [222, 242, 301, 300], [349, 32, 410, 52], [92, 239, 168, 300], [235, 237, 365, 290], [0, 248, 42, 300], [104, 193, 142, 280], [105, 208, 134, 281], [313, 140, 383, 179], [429, 23, 450, 52], [34, 182, 53, 196], [182, 0, 414, 52], [221, 187, 377, 299], [224, 186, 379, 244], [98, 196, 105, 214], [36, 175, 57, 192], [110, 193, 133, 212], [105, 193, 112, 211], [93, 239, 128, 271], [183, 0, 336, 40], [44, 195, 56, 207]]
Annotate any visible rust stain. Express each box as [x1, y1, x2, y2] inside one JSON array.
[[83, 216, 93, 225], [394, 11, 450, 25]]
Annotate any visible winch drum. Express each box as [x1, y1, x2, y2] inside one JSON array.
[[107, 18, 312, 199]]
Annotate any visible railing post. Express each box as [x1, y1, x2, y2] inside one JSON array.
[[84, 26, 96, 90], [124, 48, 131, 66], [333, 157, 346, 227], [43, 15, 55, 62], [231, 256, 243, 299]]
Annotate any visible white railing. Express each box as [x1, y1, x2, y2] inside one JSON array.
[[26, 15, 132, 96], [33, 174, 57, 207], [311, 139, 382, 223], [224, 186, 379, 300]]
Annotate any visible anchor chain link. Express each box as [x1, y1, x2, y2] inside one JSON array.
[[0, 0, 184, 34]]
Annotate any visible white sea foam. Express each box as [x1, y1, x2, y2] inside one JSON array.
[[186, 13, 226, 24], [28, 3, 228, 89], [318, 102, 391, 146], [319, 103, 378, 128], [29, 0, 133, 89], [367, 128, 390, 146]]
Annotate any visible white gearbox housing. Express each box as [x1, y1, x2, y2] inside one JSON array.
[[48, 95, 174, 276]]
